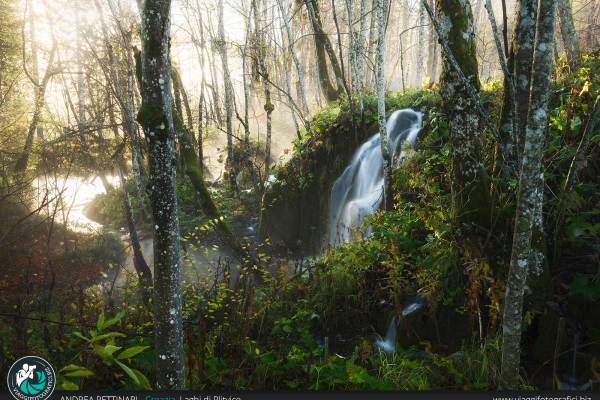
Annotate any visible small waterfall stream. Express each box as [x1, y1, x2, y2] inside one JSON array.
[[328, 109, 423, 244], [375, 297, 426, 353]]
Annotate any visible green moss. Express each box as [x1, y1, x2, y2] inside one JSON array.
[[136, 103, 166, 134], [438, 0, 479, 88]]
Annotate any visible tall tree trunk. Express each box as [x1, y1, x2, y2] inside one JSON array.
[[195, 5, 208, 169], [416, 1, 426, 87], [137, 0, 184, 389], [14, 42, 57, 172], [107, 95, 152, 299], [400, 0, 411, 88], [512, 0, 537, 155], [277, 0, 309, 119], [356, 0, 368, 96], [366, 0, 378, 89], [118, 165, 152, 302], [376, 0, 392, 210], [94, 0, 146, 204], [253, 0, 274, 178], [124, 30, 147, 197], [557, 0, 580, 69], [486, 0, 517, 176], [76, 6, 86, 146], [217, 0, 237, 190], [15, 3, 57, 172], [584, 1, 598, 49], [436, 0, 490, 231], [344, 0, 359, 94], [305, 0, 344, 101], [500, 0, 557, 389], [241, 5, 252, 143], [426, 0, 439, 83]]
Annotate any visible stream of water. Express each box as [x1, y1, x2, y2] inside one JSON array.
[[31, 174, 230, 291], [328, 109, 423, 244]]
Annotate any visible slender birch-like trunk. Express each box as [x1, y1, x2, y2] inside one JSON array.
[[356, 0, 368, 95], [426, 0, 439, 83], [137, 0, 184, 388], [253, 0, 274, 178], [217, 0, 236, 189], [344, 0, 359, 94], [15, 4, 57, 172], [118, 164, 153, 302], [276, 0, 310, 121], [485, 0, 517, 174], [94, 0, 146, 203], [76, 7, 86, 145], [241, 5, 252, 143], [416, 1, 426, 87], [500, 0, 557, 389], [366, 0, 378, 89], [376, 0, 392, 210]]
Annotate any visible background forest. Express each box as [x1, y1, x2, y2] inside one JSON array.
[[0, 0, 599, 392]]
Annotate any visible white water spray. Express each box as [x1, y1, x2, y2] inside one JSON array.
[[328, 109, 423, 244]]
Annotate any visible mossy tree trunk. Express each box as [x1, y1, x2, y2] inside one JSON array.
[[436, 0, 490, 232], [305, 0, 344, 101], [137, 0, 185, 389], [500, 0, 556, 389]]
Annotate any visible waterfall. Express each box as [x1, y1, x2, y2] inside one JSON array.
[[375, 316, 398, 353], [328, 109, 423, 244], [375, 297, 427, 353]]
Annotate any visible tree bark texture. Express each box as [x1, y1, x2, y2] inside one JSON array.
[[500, 0, 556, 389]]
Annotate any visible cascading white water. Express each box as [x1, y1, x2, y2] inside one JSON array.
[[375, 297, 426, 353], [328, 109, 423, 244]]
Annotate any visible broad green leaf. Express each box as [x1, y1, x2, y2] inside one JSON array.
[[104, 311, 126, 330], [93, 344, 121, 362], [117, 346, 150, 360], [89, 332, 126, 344], [97, 312, 106, 331], [60, 380, 79, 390], [60, 364, 85, 372], [132, 369, 152, 389], [63, 368, 95, 378], [72, 332, 90, 342], [103, 344, 122, 356], [115, 360, 140, 385]]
